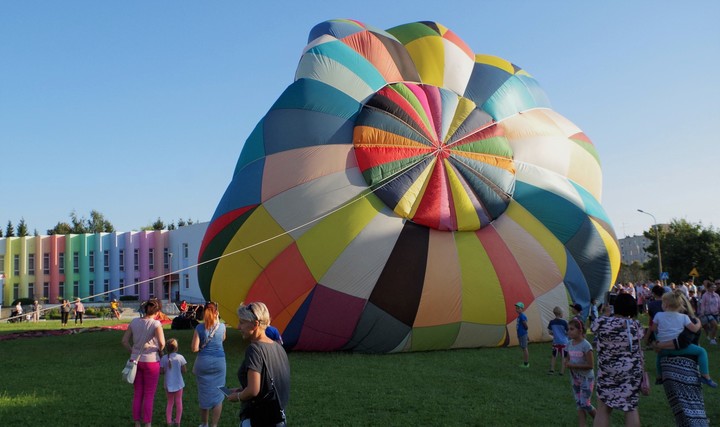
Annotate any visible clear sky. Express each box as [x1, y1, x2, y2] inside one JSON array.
[[2, 1, 719, 238]]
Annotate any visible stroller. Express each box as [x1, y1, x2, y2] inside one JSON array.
[[9, 309, 24, 323]]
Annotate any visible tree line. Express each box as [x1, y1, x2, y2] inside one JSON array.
[[0, 210, 197, 237], [618, 219, 720, 284]]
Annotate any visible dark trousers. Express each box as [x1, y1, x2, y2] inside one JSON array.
[[75, 312, 84, 324], [61, 312, 70, 325]]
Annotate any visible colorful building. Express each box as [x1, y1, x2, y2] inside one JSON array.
[[0, 222, 208, 306]]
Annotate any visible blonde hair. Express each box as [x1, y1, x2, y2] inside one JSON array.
[[166, 338, 179, 369], [662, 290, 696, 317], [552, 306, 563, 317], [237, 302, 270, 329]]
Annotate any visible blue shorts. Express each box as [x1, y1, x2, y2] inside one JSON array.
[[518, 334, 528, 349], [701, 314, 719, 325]]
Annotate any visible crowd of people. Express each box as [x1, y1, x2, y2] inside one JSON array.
[[120, 299, 290, 427], [515, 278, 720, 426]]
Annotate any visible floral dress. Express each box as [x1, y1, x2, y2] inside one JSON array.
[[592, 316, 644, 411]]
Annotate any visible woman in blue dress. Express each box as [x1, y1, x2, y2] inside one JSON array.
[[191, 301, 227, 427]]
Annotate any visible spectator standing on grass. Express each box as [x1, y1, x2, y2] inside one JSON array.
[[191, 301, 227, 427], [591, 293, 643, 427], [698, 282, 720, 344], [73, 298, 85, 325], [32, 300, 41, 322], [161, 338, 187, 427], [60, 299, 71, 327], [227, 302, 290, 427], [515, 302, 530, 368], [564, 318, 596, 426], [571, 303, 585, 325], [122, 299, 166, 427], [547, 306, 569, 375]]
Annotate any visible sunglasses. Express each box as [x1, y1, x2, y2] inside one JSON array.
[[247, 303, 258, 321]]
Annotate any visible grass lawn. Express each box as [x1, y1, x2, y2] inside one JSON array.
[[0, 317, 717, 426]]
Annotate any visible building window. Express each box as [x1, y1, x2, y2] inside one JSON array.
[[43, 282, 49, 299], [119, 278, 125, 296], [89, 251, 95, 273], [148, 248, 155, 270], [0, 254, 4, 274], [59, 281, 65, 299], [149, 280, 155, 297], [13, 254, 20, 275], [28, 282, 34, 299], [184, 274, 190, 289], [134, 278, 139, 295], [104, 279, 109, 301], [13, 283, 19, 300], [28, 254, 35, 275], [73, 251, 79, 273], [59, 253, 65, 274], [103, 250, 109, 272], [73, 281, 79, 298], [183, 243, 189, 258], [163, 248, 170, 269], [43, 253, 50, 274], [89, 280, 95, 301], [119, 249, 125, 271], [134, 249, 139, 271]]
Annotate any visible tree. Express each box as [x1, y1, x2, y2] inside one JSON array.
[[17, 218, 29, 237], [87, 210, 115, 233], [617, 261, 649, 284], [643, 219, 720, 283], [47, 210, 115, 235], [0, 228, 3, 237], [5, 221, 15, 237]]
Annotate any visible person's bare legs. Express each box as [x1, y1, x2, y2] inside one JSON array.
[[199, 408, 209, 426], [593, 400, 611, 427], [210, 403, 223, 427], [624, 409, 640, 427]]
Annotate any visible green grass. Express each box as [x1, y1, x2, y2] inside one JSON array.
[[0, 318, 717, 426]]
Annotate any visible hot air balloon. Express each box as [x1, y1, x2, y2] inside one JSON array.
[[198, 19, 620, 353]]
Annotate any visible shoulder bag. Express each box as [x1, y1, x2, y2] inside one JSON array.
[[242, 360, 285, 426], [122, 320, 156, 384]]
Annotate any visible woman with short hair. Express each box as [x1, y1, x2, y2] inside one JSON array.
[[228, 302, 290, 427]]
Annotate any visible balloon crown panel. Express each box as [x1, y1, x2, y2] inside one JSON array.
[[199, 19, 620, 353]]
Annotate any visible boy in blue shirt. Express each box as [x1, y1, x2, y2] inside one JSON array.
[[547, 306, 569, 375], [516, 302, 530, 368]]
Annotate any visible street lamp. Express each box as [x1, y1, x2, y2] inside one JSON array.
[[637, 209, 664, 281]]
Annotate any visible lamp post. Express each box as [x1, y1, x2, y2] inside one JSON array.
[[167, 251, 173, 303], [637, 209, 664, 282]]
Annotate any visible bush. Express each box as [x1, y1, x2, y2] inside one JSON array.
[[45, 308, 61, 319]]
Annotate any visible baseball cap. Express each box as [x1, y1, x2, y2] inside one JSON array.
[[571, 303, 582, 312], [515, 302, 525, 309]]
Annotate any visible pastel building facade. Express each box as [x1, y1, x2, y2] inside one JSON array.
[[0, 222, 208, 306]]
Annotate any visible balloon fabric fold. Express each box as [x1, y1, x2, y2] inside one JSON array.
[[199, 19, 620, 353]]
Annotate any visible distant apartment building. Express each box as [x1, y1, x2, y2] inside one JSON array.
[[0, 222, 208, 306], [619, 234, 651, 265]]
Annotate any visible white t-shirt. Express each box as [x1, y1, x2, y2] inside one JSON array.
[[654, 311, 692, 342], [160, 352, 187, 392]]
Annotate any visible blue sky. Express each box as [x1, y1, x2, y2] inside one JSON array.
[[2, 1, 719, 238]]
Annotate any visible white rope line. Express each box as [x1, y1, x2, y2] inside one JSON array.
[[3, 108, 549, 323]]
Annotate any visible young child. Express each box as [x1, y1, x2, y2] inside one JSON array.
[[650, 291, 718, 387], [547, 306, 569, 375], [515, 302, 530, 368], [588, 298, 599, 327], [564, 318, 596, 425], [570, 303, 584, 325], [160, 338, 188, 426]]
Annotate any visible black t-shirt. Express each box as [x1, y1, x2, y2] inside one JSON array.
[[238, 340, 291, 410]]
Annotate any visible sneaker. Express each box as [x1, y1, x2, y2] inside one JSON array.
[[519, 363, 530, 368], [710, 339, 717, 345], [701, 377, 718, 388], [547, 370, 555, 375]]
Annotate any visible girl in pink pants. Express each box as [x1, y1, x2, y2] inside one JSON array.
[[160, 338, 188, 427]]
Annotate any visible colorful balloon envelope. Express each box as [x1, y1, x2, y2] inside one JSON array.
[[199, 20, 620, 353]]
